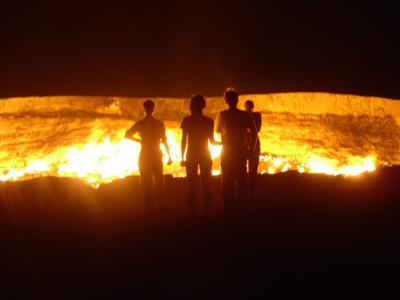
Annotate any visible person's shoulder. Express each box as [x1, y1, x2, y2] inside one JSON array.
[[153, 117, 164, 125], [181, 115, 190, 126], [151, 117, 165, 129], [182, 115, 191, 122], [219, 109, 229, 117], [238, 109, 249, 117], [201, 115, 214, 127], [134, 118, 145, 126], [239, 109, 254, 122], [202, 115, 213, 122]]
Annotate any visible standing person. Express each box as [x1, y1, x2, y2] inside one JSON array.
[[216, 88, 257, 217], [180, 95, 220, 217], [125, 100, 172, 215], [244, 100, 262, 200]]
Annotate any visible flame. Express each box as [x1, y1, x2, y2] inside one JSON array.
[[1, 93, 398, 188], [0, 128, 377, 188]]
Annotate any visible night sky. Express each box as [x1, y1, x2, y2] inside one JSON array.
[[1, 1, 399, 98]]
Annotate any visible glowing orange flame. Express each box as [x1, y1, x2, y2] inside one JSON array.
[[0, 129, 377, 188], [1, 93, 398, 188]]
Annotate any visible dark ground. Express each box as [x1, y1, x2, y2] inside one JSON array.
[[1, 168, 400, 299]]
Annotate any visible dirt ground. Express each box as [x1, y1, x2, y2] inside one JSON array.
[[1, 168, 399, 298]]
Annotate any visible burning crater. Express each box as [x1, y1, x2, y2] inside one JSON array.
[[1, 93, 399, 187]]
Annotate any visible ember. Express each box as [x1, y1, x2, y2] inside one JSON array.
[[1, 93, 399, 187]]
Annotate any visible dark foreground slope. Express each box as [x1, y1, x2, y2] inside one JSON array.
[[1, 169, 400, 299]]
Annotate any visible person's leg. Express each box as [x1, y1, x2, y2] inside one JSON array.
[[185, 161, 198, 216], [248, 147, 260, 201], [152, 158, 165, 212], [199, 159, 212, 217], [139, 159, 154, 215], [221, 154, 235, 218], [236, 153, 248, 213]]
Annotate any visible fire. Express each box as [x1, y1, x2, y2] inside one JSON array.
[[0, 130, 377, 187], [1, 93, 399, 187]]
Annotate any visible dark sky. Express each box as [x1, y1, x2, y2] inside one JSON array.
[[1, 1, 399, 98]]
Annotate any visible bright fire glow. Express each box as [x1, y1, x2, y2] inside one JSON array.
[[1, 93, 398, 187], [0, 129, 377, 187]]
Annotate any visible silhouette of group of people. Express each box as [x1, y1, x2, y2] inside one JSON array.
[[125, 88, 261, 217]]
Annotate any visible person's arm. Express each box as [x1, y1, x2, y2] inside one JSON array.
[[209, 120, 221, 145], [256, 113, 262, 132], [248, 115, 258, 153], [161, 122, 172, 164], [181, 128, 188, 166], [215, 112, 222, 133], [214, 112, 224, 147], [125, 123, 141, 143]]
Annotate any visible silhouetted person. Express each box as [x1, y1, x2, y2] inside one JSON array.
[[125, 100, 172, 215], [245, 100, 262, 200], [181, 95, 220, 217], [216, 88, 257, 217]]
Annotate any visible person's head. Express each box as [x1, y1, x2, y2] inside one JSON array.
[[245, 100, 254, 112], [224, 87, 239, 108], [190, 94, 206, 115], [143, 99, 155, 116]]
